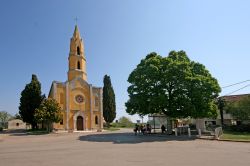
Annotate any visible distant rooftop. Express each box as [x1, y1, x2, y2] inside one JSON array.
[[222, 94, 250, 102]]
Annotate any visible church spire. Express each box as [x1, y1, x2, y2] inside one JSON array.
[[73, 25, 81, 39], [68, 25, 87, 82]]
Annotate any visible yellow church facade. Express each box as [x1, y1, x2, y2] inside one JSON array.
[[49, 25, 103, 131]]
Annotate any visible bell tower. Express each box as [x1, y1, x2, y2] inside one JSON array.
[[68, 25, 87, 81]]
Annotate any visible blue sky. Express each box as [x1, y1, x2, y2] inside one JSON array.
[[1, 0, 250, 122]]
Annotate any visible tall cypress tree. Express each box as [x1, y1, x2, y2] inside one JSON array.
[[103, 75, 116, 127], [19, 74, 43, 129]]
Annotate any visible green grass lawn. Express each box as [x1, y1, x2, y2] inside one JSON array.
[[220, 131, 250, 141], [103, 127, 120, 131], [26, 129, 49, 135]]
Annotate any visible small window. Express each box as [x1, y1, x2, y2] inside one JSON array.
[[95, 116, 98, 125], [77, 61, 81, 70], [95, 97, 99, 107], [16, 123, 19, 126], [77, 46, 80, 55]]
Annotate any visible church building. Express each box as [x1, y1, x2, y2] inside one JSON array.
[[49, 25, 103, 131]]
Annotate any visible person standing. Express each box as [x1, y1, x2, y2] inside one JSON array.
[[161, 124, 166, 134]]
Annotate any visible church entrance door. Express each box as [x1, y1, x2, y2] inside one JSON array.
[[77, 116, 84, 130]]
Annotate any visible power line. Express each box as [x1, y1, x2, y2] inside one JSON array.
[[222, 79, 250, 89], [222, 79, 250, 88], [223, 83, 250, 96]]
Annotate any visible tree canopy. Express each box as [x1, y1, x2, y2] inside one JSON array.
[[126, 51, 221, 119], [103, 75, 116, 126], [226, 95, 250, 120], [19, 74, 43, 129], [118, 116, 134, 128], [0, 111, 12, 128], [34, 98, 62, 132]]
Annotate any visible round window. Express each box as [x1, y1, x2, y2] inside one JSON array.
[[75, 95, 84, 103]]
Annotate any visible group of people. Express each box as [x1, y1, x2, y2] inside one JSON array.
[[133, 124, 167, 135], [133, 124, 152, 135]]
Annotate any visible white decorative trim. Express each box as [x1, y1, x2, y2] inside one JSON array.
[[69, 76, 89, 89], [73, 111, 85, 131], [68, 53, 86, 60], [68, 69, 87, 75]]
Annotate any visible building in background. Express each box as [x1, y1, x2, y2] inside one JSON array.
[[194, 94, 250, 131], [8, 119, 30, 130]]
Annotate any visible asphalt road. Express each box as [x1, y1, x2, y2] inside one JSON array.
[[0, 129, 250, 166]]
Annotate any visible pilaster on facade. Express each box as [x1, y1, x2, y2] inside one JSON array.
[[85, 113, 88, 130], [66, 82, 69, 130], [53, 82, 57, 98], [89, 84, 93, 130], [100, 88, 103, 129]]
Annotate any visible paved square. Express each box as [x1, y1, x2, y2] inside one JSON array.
[[0, 129, 250, 166]]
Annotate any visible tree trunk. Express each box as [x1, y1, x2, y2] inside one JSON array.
[[167, 117, 173, 134], [46, 122, 50, 132], [106, 122, 110, 128], [220, 109, 224, 127], [31, 123, 37, 130]]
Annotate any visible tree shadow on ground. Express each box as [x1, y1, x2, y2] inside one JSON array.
[[0, 129, 49, 136], [78, 132, 197, 144]]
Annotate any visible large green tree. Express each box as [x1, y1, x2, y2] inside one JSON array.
[[34, 98, 62, 132], [226, 95, 250, 121], [103, 75, 116, 127], [126, 52, 164, 116], [19, 74, 43, 129], [126, 51, 221, 119]]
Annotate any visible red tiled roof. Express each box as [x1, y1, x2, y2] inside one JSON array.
[[222, 94, 250, 102]]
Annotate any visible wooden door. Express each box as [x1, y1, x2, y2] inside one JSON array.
[[77, 116, 83, 130]]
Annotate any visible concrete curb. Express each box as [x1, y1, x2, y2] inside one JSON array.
[[197, 137, 250, 143], [218, 139, 250, 143]]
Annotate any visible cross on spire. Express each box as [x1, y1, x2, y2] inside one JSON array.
[[74, 17, 78, 25]]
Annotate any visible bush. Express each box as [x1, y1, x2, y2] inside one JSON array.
[[110, 123, 119, 128], [110, 122, 134, 128], [206, 124, 221, 131], [104, 117, 135, 128], [118, 116, 134, 128], [0, 127, 3, 131], [189, 124, 196, 130], [224, 124, 250, 132]]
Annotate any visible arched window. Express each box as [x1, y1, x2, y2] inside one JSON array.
[[77, 46, 80, 55], [95, 116, 98, 125], [77, 61, 81, 69]]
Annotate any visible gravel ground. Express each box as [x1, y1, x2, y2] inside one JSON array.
[[0, 128, 250, 166]]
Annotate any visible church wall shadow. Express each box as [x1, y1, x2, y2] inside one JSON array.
[[78, 132, 197, 144]]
